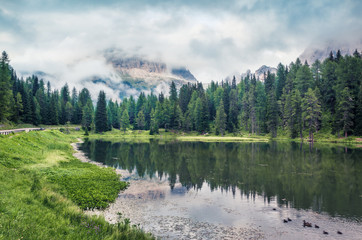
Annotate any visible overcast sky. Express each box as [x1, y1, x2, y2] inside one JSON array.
[[1, 0, 361, 89]]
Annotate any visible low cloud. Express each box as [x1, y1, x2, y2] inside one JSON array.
[[0, 0, 361, 100]]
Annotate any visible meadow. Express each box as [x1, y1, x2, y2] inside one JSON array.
[[0, 130, 153, 240]]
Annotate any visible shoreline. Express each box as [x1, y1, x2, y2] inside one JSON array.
[[71, 138, 125, 176], [72, 138, 265, 239]]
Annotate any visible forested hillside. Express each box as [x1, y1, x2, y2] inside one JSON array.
[[1, 50, 361, 139]]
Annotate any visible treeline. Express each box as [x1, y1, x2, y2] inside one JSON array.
[[0, 50, 361, 139]]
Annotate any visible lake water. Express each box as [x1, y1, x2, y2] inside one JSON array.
[[81, 139, 362, 239]]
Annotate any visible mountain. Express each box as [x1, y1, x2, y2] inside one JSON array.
[[225, 65, 277, 84], [299, 40, 362, 64], [254, 65, 277, 81], [101, 49, 197, 98]]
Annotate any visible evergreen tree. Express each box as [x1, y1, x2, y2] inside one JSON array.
[[194, 98, 203, 132], [290, 89, 302, 139], [241, 93, 249, 131], [215, 99, 227, 136], [169, 81, 178, 103], [149, 109, 159, 135], [128, 96, 136, 126], [48, 91, 59, 125], [228, 89, 239, 132], [32, 76, 39, 96], [0, 51, 13, 121], [65, 101, 73, 123], [255, 81, 267, 134], [302, 88, 321, 141], [265, 72, 278, 137], [266, 91, 278, 137], [136, 110, 145, 130], [120, 109, 130, 133], [179, 84, 191, 113], [231, 76, 237, 89], [78, 88, 91, 107], [82, 99, 93, 130], [337, 87, 354, 138], [295, 64, 314, 96], [12, 92, 23, 123], [321, 60, 337, 113], [276, 63, 286, 100], [95, 91, 108, 133], [174, 105, 183, 130], [35, 89, 47, 124], [32, 97, 41, 125], [355, 84, 362, 135]]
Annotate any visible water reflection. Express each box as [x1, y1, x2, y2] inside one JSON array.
[[80, 139, 362, 219]]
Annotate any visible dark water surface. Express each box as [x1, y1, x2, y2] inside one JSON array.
[[81, 140, 362, 239]]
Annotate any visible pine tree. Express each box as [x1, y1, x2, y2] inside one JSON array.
[[295, 64, 314, 96], [65, 101, 73, 123], [355, 84, 362, 135], [194, 98, 203, 132], [215, 99, 227, 136], [169, 81, 178, 103], [337, 87, 354, 138], [179, 84, 191, 113], [82, 99, 93, 131], [48, 91, 59, 125], [12, 92, 23, 123], [228, 89, 239, 132], [136, 110, 145, 130], [32, 97, 41, 125], [0, 51, 13, 121], [35, 89, 47, 124], [149, 109, 159, 135], [95, 91, 108, 133], [290, 89, 302, 139], [321, 60, 337, 114], [120, 109, 130, 133], [302, 88, 321, 141], [265, 72, 278, 137], [174, 105, 183, 130], [276, 63, 286, 100], [241, 93, 249, 131], [128, 96, 136, 126], [266, 91, 278, 137]]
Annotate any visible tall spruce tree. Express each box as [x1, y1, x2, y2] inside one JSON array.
[[95, 91, 108, 133], [0, 51, 13, 121], [302, 88, 321, 141], [337, 87, 354, 138], [82, 99, 93, 131], [169, 81, 178, 103], [120, 109, 130, 133], [215, 99, 227, 136], [290, 89, 302, 139], [355, 84, 362, 135], [276, 63, 286, 100]]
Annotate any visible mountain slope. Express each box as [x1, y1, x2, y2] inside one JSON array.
[[299, 40, 362, 64]]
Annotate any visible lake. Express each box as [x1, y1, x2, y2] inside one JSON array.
[[81, 139, 362, 239]]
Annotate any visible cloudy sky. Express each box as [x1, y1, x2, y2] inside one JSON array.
[[0, 0, 361, 95]]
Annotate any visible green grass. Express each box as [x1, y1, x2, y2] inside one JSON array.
[[81, 128, 362, 145], [0, 130, 153, 240], [44, 160, 127, 209]]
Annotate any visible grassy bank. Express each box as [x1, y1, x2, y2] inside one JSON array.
[[84, 129, 270, 142], [0, 130, 153, 240], [82, 128, 362, 145]]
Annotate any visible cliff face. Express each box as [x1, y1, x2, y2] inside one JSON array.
[[109, 57, 167, 74]]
